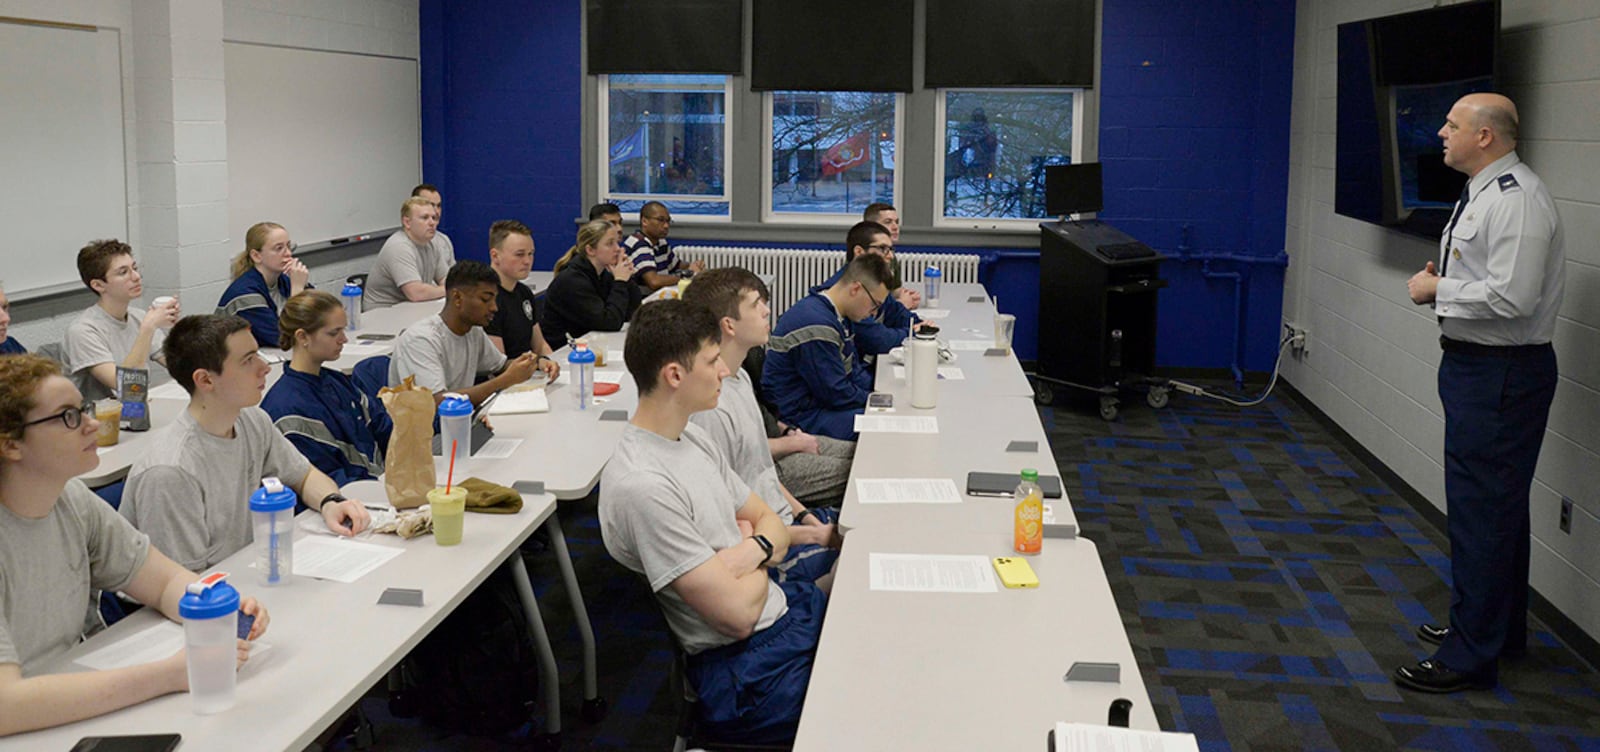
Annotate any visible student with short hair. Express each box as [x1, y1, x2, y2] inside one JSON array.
[[62, 239, 179, 401], [484, 220, 561, 381], [764, 253, 895, 441], [0, 282, 24, 354], [600, 300, 824, 744], [813, 220, 926, 356], [389, 260, 539, 406], [623, 201, 704, 292], [0, 354, 270, 737], [260, 291, 393, 486], [683, 268, 842, 583], [541, 219, 643, 350], [217, 222, 312, 348], [863, 201, 901, 243], [588, 202, 623, 229], [120, 315, 372, 571], [364, 195, 456, 308]]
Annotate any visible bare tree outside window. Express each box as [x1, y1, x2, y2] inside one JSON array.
[[940, 90, 1077, 220], [603, 74, 730, 217], [769, 91, 897, 216]]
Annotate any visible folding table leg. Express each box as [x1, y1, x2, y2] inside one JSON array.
[[543, 514, 607, 720], [505, 554, 562, 738]]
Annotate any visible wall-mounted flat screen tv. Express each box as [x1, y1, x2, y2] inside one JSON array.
[[1334, 0, 1500, 240]]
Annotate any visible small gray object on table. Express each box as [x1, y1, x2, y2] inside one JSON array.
[[1005, 440, 1038, 453], [599, 409, 629, 422], [1064, 662, 1122, 683]]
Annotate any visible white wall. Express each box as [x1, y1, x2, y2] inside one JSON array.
[[3, 0, 417, 350], [1282, 0, 1600, 639]]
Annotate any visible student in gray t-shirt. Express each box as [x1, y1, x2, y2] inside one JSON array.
[[364, 197, 456, 309], [599, 301, 825, 745], [388, 260, 539, 407], [120, 315, 373, 572], [0, 354, 269, 736], [683, 268, 841, 584], [62, 239, 178, 401]]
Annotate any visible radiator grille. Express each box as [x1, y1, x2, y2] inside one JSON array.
[[674, 246, 981, 317]]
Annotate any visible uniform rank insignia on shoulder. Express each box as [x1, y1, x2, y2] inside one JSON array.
[[1497, 174, 1521, 192]]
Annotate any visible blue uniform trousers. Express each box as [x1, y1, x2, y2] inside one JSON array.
[[686, 580, 827, 744], [1433, 341, 1556, 680]]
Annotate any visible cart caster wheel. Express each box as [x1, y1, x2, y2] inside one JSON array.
[[1034, 382, 1054, 406], [581, 696, 609, 723], [531, 732, 561, 752], [1146, 387, 1170, 409], [1098, 397, 1119, 421]]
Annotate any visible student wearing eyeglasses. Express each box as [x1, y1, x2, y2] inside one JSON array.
[[216, 222, 312, 348], [0, 354, 270, 736], [623, 201, 705, 292], [762, 253, 895, 441], [810, 219, 929, 357]]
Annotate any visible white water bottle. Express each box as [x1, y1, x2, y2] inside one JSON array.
[[923, 266, 942, 308], [438, 395, 473, 459], [910, 330, 938, 408], [180, 573, 240, 715], [569, 339, 596, 409], [250, 478, 296, 587]]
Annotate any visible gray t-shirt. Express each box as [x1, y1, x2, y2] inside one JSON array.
[[689, 369, 792, 523], [364, 230, 456, 309], [121, 406, 313, 571], [62, 304, 169, 402], [0, 480, 150, 675], [600, 423, 787, 655], [388, 315, 507, 394]]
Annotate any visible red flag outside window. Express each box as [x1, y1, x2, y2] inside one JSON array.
[[820, 131, 872, 176]]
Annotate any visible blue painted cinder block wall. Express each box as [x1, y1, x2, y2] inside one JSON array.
[[419, 0, 1295, 372]]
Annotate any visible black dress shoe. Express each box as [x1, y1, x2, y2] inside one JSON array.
[[1417, 623, 1449, 645], [1393, 660, 1495, 693], [1416, 623, 1527, 659]]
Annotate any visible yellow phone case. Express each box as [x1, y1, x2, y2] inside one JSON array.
[[993, 556, 1039, 588]]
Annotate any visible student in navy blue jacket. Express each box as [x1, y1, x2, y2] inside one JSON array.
[[763, 253, 896, 441], [261, 290, 391, 487], [217, 222, 312, 348], [811, 220, 930, 356]]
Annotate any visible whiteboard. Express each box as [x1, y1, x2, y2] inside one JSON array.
[[0, 22, 127, 297], [224, 42, 420, 250]]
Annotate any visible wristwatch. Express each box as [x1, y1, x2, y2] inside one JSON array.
[[751, 534, 774, 565], [318, 492, 348, 512], [793, 509, 813, 525]]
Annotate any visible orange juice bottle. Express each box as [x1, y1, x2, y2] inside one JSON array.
[[1013, 468, 1043, 554]]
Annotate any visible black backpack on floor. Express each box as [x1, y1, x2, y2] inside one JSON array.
[[396, 567, 540, 737]]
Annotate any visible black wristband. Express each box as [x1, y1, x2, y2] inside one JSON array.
[[793, 509, 812, 525], [751, 534, 774, 565], [318, 492, 347, 512]]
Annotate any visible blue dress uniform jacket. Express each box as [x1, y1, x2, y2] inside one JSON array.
[[762, 293, 872, 441], [216, 269, 306, 348], [812, 265, 919, 356], [0, 337, 24, 354], [261, 365, 392, 488]]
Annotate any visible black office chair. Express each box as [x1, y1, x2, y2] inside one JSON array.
[[636, 577, 793, 752]]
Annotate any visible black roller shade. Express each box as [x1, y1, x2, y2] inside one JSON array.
[[925, 0, 1096, 88], [587, 0, 743, 74], [751, 0, 914, 92]]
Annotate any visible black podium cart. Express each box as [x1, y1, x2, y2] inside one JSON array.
[[1036, 220, 1168, 420]]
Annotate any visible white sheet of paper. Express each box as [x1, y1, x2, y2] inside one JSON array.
[[473, 437, 523, 460], [947, 339, 993, 351], [593, 370, 626, 385], [76, 620, 184, 670], [148, 381, 191, 401], [869, 553, 997, 593], [1054, 722, 1198, 752], [892, 366, 965, 381], [75, 621, 276, 671], [853, 415, 939, 434], [293, 536, 404, 583], [257, 348, 288, 364], [296, 506, 395, 538], [339, 343, 389, 358], [487, 389, 549, 415], [607, 350, 625, 365], [855, 478, 963, 505], [916, 308, 952, 319]]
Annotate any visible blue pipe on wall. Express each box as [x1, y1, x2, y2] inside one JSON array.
[[1169, 224, 1288, 386]]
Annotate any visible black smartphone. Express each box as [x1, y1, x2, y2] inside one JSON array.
[[71, 734, 182, 752], [867, 392, 894, 410]]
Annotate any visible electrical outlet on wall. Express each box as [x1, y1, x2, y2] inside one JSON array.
[[1283, 322, 1310, 355], [1560, 497, 1573, 534]]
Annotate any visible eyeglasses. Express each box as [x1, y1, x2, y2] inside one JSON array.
[[867, 243, 895, 253], [645, 215, 673, 224], [23, 401, 97, 432], [864, 286, 883, 317]]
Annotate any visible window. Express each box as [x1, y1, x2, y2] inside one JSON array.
[[934, 89, 1084, 227], [764, 91, 901, 222], [599, 74, 732, 220]]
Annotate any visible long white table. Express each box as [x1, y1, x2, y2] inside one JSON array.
[[795, 530, 1158, 750], [7, 491, 566, 751], [838, 393, 1078, 537]]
